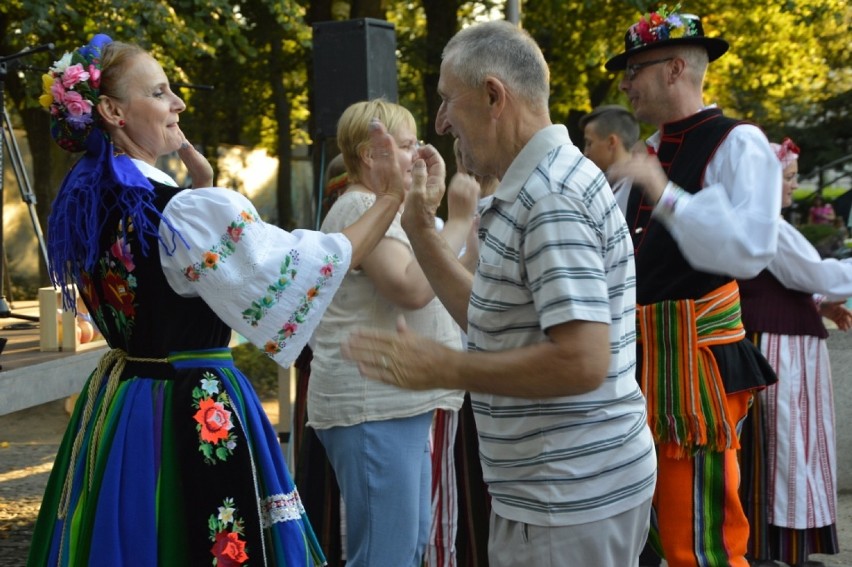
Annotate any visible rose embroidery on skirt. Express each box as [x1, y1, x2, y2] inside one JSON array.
[[192, 373, 238, 465], [209, 497, 249, 566]]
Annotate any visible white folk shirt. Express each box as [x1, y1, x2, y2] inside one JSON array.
[[646, 119, 782, 279]]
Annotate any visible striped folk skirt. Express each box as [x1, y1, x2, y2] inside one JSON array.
[[739, 332, 839, 563]]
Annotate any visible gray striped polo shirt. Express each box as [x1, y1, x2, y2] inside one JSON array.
[[468, 125, 656, 526]]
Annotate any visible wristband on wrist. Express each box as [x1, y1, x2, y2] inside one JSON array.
[[654, 181, 684, 217]]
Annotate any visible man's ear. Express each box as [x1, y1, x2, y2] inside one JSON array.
[[606, 133, 619, 151], [484, 77, 506, 118], [668, 57, 686, 84]]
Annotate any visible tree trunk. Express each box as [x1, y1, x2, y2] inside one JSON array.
[[421, 0, 461, 152], [421, 0, 463, 218], [263, 17, 294, 230]]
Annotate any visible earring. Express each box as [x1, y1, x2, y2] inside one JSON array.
[[118, 120, 125, 127]]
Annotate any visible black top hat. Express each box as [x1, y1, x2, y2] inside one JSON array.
[[605, 8, 729, 71]]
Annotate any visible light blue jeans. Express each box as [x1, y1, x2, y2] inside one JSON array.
[[316, 411, 434, 567]]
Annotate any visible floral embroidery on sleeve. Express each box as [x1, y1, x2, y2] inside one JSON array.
[[208, 497, 249, 566], [263, 254, 341, 357], [241, 251, 301, 327], [192, 373, 238, 465], [183, 210, 259, 282]]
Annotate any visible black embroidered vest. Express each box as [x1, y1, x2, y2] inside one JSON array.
[[627, 108, 741, 304], [628, 109, 777, 393]]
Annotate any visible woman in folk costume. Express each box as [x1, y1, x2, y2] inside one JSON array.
[[738, 137, 852, 567], [28, 34, 406, 566]]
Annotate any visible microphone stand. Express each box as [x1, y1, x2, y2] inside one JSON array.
[[0, 43, 53, 322]]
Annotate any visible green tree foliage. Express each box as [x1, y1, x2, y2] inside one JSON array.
[[232, 342, 279, 398], [521, 1, 639, 139], [1, 0, 849, 246], [522, 1, 851, 173], [741, 0, 852, 178], [1, 0, 312, 239]]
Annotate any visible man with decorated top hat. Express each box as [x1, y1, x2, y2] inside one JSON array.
[[606, 5, 782, 567]]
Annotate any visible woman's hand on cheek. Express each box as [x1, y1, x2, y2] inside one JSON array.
[[177, 135, 214, 188]]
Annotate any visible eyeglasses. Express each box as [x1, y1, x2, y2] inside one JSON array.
[[624, 57, 674, 81]]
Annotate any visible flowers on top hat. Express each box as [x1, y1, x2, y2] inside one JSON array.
[[39, 34, 112, 153], [630, 5, 695, 46], [604, 4, 729, 71]]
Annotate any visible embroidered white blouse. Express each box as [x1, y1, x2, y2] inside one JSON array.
[[158, 182, 352, 368]]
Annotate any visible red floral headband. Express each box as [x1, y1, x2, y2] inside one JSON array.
[[771, 137, 800, 168]]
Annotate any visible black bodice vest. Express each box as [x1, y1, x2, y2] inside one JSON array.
[[739, 270, 828, 339], [628, 109, 777, 393], [627, 108, 741, 304]]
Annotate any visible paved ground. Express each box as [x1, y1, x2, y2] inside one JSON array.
[[2, 399, 852, 566]]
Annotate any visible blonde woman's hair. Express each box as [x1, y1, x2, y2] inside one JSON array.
[[98, 41, 148, 100], [336, 98, 416, 184]]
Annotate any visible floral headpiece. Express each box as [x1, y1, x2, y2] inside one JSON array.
[[43, 35, 186, 311], [39, 34, 112, 153], [605, 5, 729, 71], [770, 137, 800, 169]]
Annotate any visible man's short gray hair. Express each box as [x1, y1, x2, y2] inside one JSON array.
[[442, 20, 550, 112], [677, 45, 709, 87]]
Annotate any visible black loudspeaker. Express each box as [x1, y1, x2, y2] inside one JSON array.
[[312, 18, 399, 139]]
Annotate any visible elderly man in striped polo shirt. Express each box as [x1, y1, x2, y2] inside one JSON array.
[[345, 20, 657, 567]]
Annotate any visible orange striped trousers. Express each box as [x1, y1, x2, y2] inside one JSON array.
[[652, 390, 752, 567]]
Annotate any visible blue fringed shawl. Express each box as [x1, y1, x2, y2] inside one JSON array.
[[47, 131, 184, 310]]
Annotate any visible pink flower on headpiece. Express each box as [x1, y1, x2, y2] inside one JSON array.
[[63, 90, 93, 117], [61, 64, 90, 88], [50, 80, 66, 104], [88, 64, 101, 89]]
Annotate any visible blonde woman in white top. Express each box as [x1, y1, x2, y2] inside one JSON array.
[[307, 99, 476, 567]]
